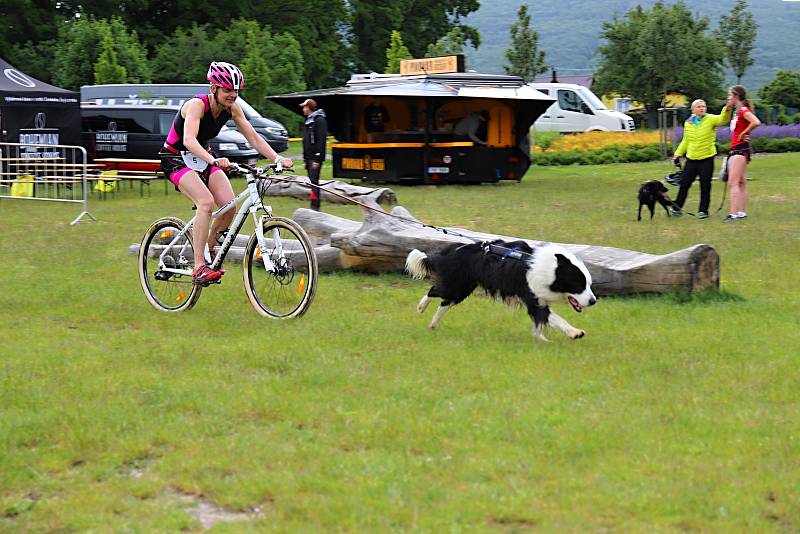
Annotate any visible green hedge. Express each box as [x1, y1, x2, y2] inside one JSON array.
[[533, 143, 662, 166], [532, 137, 800, 166]]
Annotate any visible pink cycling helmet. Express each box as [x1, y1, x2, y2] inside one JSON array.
[[207, 61, 245, 90]]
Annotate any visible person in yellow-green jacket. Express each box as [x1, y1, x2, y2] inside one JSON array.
[[672, 98, 732, 219]]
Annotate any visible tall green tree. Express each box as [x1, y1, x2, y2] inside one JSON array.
[[149, 18, 307, 133], [5, 40, 57, 83], [401, 0, 480, 58], [151, 18, 279, 86], [154, 18, 262, 85], [503, 5, 547, 82], [350, 1, 405, 73], [94, 32, 128, 84], [262, 32, 307, 136], [426, 26, 468, 58], [758, 70, 800, 108], [593, 1, 724, 125], [0, 0, 69, 74], [350, 0, 480, 73], [53, 16, 150, 89], [211, 19, 264, 64], [50, 1, 349, 89], [716, 0, 758, 84], [274, 0, 351, 88], [385, 30, 413, 74], [241, 29, 272, 113], [150, 23, 215, 83]]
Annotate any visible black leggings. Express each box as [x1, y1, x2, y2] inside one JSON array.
[[675, 156, 714, 213], [305, 159, 322, 209]]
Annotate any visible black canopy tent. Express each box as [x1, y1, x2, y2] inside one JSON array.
[[0, 58, 80, 146], [269, 73, 554, 183]]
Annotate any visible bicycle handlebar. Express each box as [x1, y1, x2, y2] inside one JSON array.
[[228, 161, 293, 177]]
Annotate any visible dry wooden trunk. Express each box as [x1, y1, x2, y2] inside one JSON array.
[[291, 200, 720, 295], [264, 176, 397, 206], [129, 200, 720, 295]]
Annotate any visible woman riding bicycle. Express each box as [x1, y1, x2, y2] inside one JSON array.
[[160, 61, 293, 285]]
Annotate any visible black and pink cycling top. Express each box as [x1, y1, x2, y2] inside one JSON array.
[[163, 94, 232, 153]]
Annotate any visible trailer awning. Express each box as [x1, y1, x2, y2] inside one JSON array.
[[268, 72, 555, 152], [269, 75, 554, 106]]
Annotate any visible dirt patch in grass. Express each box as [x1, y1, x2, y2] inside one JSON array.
[[171, 489, 266, 531], [488, 515, 538, 531]]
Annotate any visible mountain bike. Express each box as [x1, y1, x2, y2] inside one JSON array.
[[137, 163, 318, 318]]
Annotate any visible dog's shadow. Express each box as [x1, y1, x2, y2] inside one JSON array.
[[606, 288, 744, 304]]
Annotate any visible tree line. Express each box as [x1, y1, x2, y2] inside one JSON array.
[[3, 0, 797, 128], [504, 0, 798, 124], [1, 1, 480, 89]]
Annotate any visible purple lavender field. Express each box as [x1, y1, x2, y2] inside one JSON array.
[[672, 123, 800, 143]]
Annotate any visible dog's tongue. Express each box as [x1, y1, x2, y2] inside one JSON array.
[[569, 296, 583, 312]]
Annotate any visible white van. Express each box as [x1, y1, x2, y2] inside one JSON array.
[[528, 82, 635, 132]]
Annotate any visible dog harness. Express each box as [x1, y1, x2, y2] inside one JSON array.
[[481, 240, 532, 261]]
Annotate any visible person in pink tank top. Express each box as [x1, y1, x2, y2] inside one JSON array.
[[160, 62, 293, 284], [723, 85, 761, 223]]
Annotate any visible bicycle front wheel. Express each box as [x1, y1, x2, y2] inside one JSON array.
[[138, 216, 202, 312], [243, 217, 318, 318]]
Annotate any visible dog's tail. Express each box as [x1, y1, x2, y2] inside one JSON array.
[[405, 249, 431, 279]]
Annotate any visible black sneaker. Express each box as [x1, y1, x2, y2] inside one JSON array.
[[696, 211, 708, 219], [670, 207, 683, 217]]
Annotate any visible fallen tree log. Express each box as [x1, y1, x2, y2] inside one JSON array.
[[291, 201, 720, 295], [128, 201, 720, 295], [264, 176, 397, 206]]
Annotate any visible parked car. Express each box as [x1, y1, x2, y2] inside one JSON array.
[[527, 82, 635, 132], [81, 84, 289, 152], [80, 104, 259, 164]]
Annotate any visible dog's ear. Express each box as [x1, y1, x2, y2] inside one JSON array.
[[552, 253, 588, 293]]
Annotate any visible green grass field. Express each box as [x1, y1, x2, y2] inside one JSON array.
[[1, 154, 799, 532]]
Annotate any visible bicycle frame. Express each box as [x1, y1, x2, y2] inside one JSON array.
[[156, 171, 279, 276]]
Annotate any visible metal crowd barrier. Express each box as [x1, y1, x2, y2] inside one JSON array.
[[0, 142, 96, 225]]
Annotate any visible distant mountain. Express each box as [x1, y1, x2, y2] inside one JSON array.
[[463, 0, 800, 91]]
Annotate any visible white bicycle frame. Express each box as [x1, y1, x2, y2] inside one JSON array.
[[156, 169, 280, 276]]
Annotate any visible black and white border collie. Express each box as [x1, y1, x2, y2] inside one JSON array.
[[405, 240, 597, 341]]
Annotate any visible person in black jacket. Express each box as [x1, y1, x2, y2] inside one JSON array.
[[300, 98, 327, 210]]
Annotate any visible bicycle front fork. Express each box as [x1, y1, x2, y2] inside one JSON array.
[[254, 214, 279, 273]]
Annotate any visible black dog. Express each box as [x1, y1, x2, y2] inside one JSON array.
[[637, 180, 674, 220]]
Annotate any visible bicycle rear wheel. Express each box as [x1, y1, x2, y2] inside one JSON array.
[[138, 216, 202, 312], [243, 217, 318, 318]]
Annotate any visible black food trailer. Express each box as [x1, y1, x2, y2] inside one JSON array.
[[269, 72, 554, 184]]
